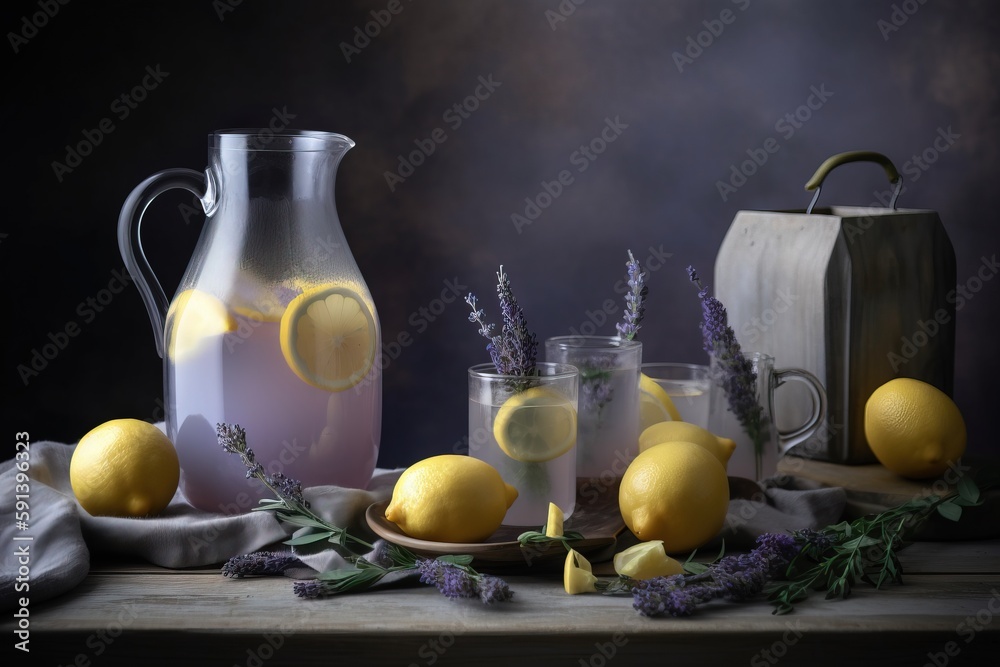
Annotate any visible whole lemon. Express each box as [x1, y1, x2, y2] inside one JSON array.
[[638, 421, 737, 467], [385, 455, 518, 543], [70, 419, 180, 517], [864, 378, 966, 479], [619, 440, 729, 554]]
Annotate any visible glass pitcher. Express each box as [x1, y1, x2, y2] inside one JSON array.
[[118, 130, 381, 513]]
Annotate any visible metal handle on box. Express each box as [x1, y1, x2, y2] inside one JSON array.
[[804, 150, 903, 214]]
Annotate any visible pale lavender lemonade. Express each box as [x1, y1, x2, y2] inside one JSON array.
[[166, 311, 380, 513], [642, 363, 711, 429], [468, 364, 577, 526], [545, 336, 641, 479]]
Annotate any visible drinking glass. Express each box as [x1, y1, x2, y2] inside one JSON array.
[[468, 363, 579, 526], [641, 362, 711, 429], [709, 352, 827, 480], [544, 336, 641, 480]]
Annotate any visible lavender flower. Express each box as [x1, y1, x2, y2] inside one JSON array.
[[417, 558, 514, 603], [579, 356, 616, 416], [632, 533, 799, 618], [222, 551, 304, 578], [687, 266, 768, 476], [466, 266, 538, 381], [616, 250, 648, 341], [478, 575, 514, 604], [216, 423, 309, 508], [292, 580, 328, 599], [365, 539, 395, 569]]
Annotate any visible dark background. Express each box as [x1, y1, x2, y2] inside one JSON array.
[[5, 0, 999, 465]]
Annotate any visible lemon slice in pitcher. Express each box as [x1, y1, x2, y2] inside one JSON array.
[[493, 387, 577, 462], [279, 283, 376, 391], [167, 289, 237, 361], [638, 373, 681, 430]]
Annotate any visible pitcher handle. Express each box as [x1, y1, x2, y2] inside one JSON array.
[[772, 367, 828, 456], [117, 168, 213, 358]]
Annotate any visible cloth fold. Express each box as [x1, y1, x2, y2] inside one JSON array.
[[1, 439, 846, 611]]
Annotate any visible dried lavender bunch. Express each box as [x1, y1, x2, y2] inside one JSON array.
[[466, 266, 538, 388], [616, 250, 648, 341], [417, 556, 514, 604], [219, 424, 512, 605], [632, 533, 799, 617], [222, 551, 304, 578], [687, 266, 768, 476]]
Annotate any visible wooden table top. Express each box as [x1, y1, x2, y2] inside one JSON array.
[[10, 539, 1000, 666]]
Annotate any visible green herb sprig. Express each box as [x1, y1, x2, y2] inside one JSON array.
[[769, 476, 989, 614], [217, 423, 513, 604]]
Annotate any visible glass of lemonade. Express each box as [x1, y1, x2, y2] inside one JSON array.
[[468, 363, 579, 527], [640, 362, 711, 429], [544, 336, 641, 480]]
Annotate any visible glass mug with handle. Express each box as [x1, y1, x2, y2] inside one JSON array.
[[708, 352, 828, 480]]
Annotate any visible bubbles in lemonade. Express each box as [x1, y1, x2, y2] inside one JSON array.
[[166, 307, 380, 513]]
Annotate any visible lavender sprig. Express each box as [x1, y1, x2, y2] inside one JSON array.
[[632, 533, 798, 617], [222, 551, 304, 578], [466, 266, 539, 390], [616, 250, 648, 341], [417, 557, 514, 604], [687, 266, 768, 477], [218, 424, 512, 605]]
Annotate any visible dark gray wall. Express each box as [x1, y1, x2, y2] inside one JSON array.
[[6, 0, 998, 464]]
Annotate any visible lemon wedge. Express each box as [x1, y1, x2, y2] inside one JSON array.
[[544, 502, 565, 538], [493, 387, 577, 463], [564, 549, 598, 594], [613, 540, 684, 580], [166, 289, 237, 361], [639, 373, 682, 431], [279, 284, 377, 392]]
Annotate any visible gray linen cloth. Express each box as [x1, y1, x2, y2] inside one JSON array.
[[0, 439, 845, 611]]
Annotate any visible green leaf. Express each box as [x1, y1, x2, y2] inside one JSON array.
[[317, 567, 364, 581], [936, 502, 963, 522], [957, 477, 980, 504], [283, 531, 336, 546], [683, 562, 710, 575], [437, 554, 474, 566], [276, 513, 335, 531]]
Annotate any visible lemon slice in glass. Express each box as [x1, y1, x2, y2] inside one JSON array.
[[279, 284, 376, 392], [638, 373, 681, 430], [166, 289, 237, 361], [493, 386, 577, 463]]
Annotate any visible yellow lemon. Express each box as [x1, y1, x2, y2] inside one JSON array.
[[166, 289, 236, 361], [638, 421, 737, 467], [864, 378, 966, 479], [545, 502, 565, 538], [613, 540, 685, 580], [619, 441, 729, 553], [564, 549, 599, 594], [493, 387, 577, 463], [384, 455, 518, 543], [279, 283, 377, 392], [638, 373, 682, 431], [69, 419, 180, 517]]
